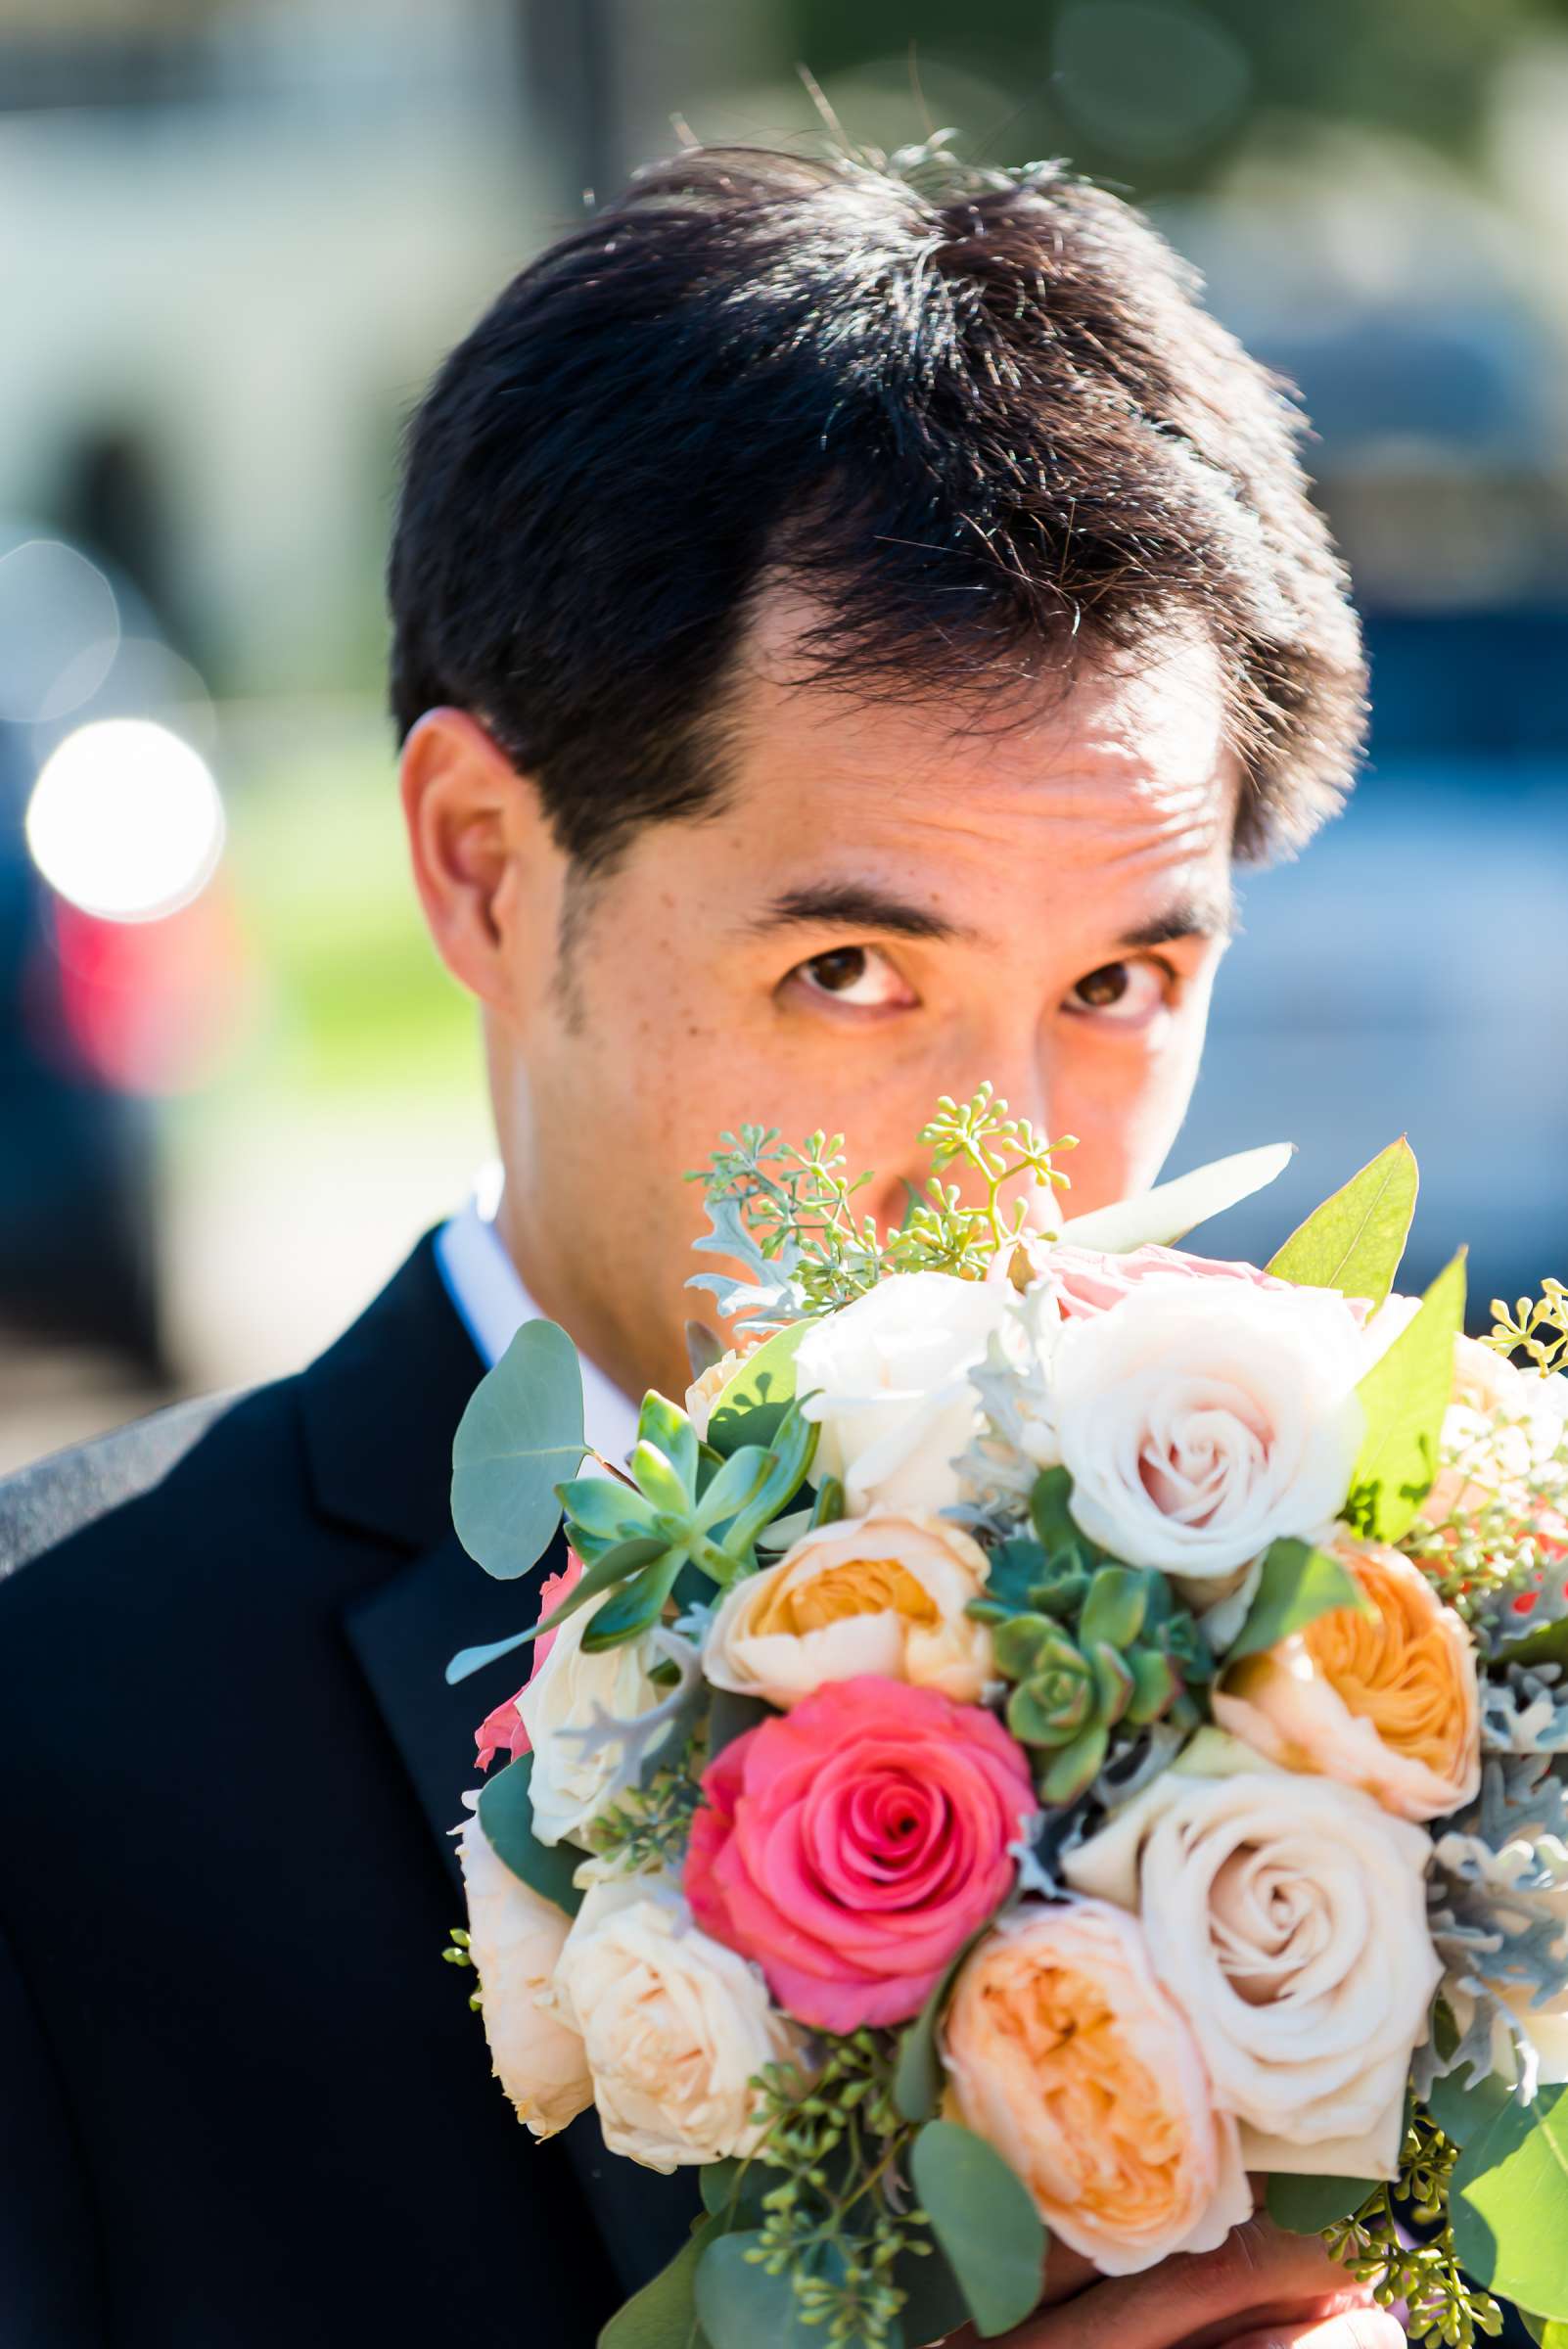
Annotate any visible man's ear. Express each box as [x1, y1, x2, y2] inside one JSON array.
[[399, 708, 565, 1017]]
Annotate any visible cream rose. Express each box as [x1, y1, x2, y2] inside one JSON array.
[[548, 1874, 806, 2170], [518, 1595, 673, 1847], [1214, 1540, 1481, 1821], [943, 1899, 1251, 2276], [703, 1507, 993, 1707], [795, 1271, 1021, 1515], [685, 1351, 741, 1440], [1063, 1735, 1441, 2176], [456, 1804, 592, 2139], [1052, 1282, 1368, 1581]]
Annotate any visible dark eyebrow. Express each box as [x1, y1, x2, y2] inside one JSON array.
[[1118, 890, 1236, 951], [751, 883, 972, 943]]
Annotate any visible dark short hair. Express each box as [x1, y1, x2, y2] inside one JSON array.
[[389, 142, 1364, 870]]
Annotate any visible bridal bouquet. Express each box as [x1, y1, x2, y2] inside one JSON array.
[[443, 1092, 1568, 2349]]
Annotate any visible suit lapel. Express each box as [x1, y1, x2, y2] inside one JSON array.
[[299, 1234, 700, 2295]]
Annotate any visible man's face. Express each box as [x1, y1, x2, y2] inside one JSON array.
[[493, 605, 1238, 1403]]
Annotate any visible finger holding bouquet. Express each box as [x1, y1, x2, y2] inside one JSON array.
[[444, 1090, 1568, 2349]]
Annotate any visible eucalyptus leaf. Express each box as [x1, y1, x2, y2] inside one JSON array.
[[694, 2232, 819, 2349], [476, 1755, 583, 1914], [708, 1321, 815, 1456], [1266, 1138, 1418, 1310], [908, 2121, 1045, 2338], [451, 1319, 584, 1579], [1058, 1142, 1294, 1253], [599, 2219, 713, 2349], [1346, 1252, 1467, 1543], [895, 1932, 986, 2123], [1453, 2083, 1568, 2318], [893, 2228, 973, 2349], [444, 1621, 537, 1687], [706, 1688, 772, 1759], [1266, 2172, 1379, 2233], [1223, 1539, 1370, 1666]]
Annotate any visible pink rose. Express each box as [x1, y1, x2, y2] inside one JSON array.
[[685, 1676, 1036, 2033], [1035, 1239, 1374, 1326], [1036, 1241, 1292, 1322], [474, 1551, 582, 1772]]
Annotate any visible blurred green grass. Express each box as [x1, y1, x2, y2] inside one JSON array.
[[221, 708, 482, 1102]]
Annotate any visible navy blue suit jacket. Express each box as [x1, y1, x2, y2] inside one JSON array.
[[0, 1237, 697, 2344]]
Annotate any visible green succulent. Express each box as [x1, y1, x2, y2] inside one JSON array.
[[989, 1559, 1209, 1808]]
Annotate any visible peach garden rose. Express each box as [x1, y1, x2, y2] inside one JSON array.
[[1213, 1539, 1481, 1821], [701, 1507, 994, 1708], [455, 1805, 592, 2141], [943, 1899, 1251, 2276]]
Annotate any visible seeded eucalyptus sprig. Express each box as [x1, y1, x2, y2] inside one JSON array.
[[1486, 1280, 1568, 1379], [688, 1085, 1077, 1327]]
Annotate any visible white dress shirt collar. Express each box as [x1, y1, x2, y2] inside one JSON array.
[[434, 1165, 641, 1471]]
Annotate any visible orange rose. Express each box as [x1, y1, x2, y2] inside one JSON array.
[[1213, 1540, 1480, 1821], [942, 1899, 1249, 2277]]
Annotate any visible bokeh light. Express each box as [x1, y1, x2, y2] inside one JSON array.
[[24, 717, 226, 923], [0, 536, 120, 725]]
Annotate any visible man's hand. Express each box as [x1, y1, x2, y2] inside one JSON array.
[[946, 2215, 1403, 2349]]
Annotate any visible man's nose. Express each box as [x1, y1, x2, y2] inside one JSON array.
[[878, 1044, 1065, 1234]]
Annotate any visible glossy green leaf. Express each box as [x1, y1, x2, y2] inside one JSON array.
[[1266, 1139, 1418, 1310], [1223, 1539, 1370, 1665], [1518, 2309, 1568, 2348], [694, 2231, 819, 2349], [631, 1440, 695, 1518], [707, 1321, 815, 1456], [1266, 2172, 1379, 2233], [451, 1319, 584, 1579], [721, 1406, 819, 1557], [476, 1755, 583, 1914], [695, 1446, 771, 1533], [1427, 2062, 1513, 2148], [1346, 1253, 1468, 1543], [1453, 2083, 1568, 2318], [909, 2121, 1045, 2338]]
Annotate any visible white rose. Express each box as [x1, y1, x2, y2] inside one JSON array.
[[456, 1804, 592, 2139], [519, 1595, 672, 1847], [703, 1507, 994, 1707], [1063, 1735, 1441, 2177], [549, 1875, 807, 2170], [795, 1270, 1020, 1515], [1053, 1282, 1367, 1580]]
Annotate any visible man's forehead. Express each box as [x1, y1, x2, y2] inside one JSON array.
[[731, 590, 1236, 809]]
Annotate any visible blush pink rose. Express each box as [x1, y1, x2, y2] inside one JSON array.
[[1038, 1241, 1292, 1321], [474, 1552, 583, 1772], [685, 1675, 1036, 2033], [1036, 1240, 1374, 1326]]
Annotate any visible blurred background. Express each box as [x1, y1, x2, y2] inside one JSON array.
[[3, 0, 1566, 1472]]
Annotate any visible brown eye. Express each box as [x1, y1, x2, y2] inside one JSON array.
[[790, 944, 915, 1010], [1065, 960, 1167, 1023], [806, 947, 870, 993]]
